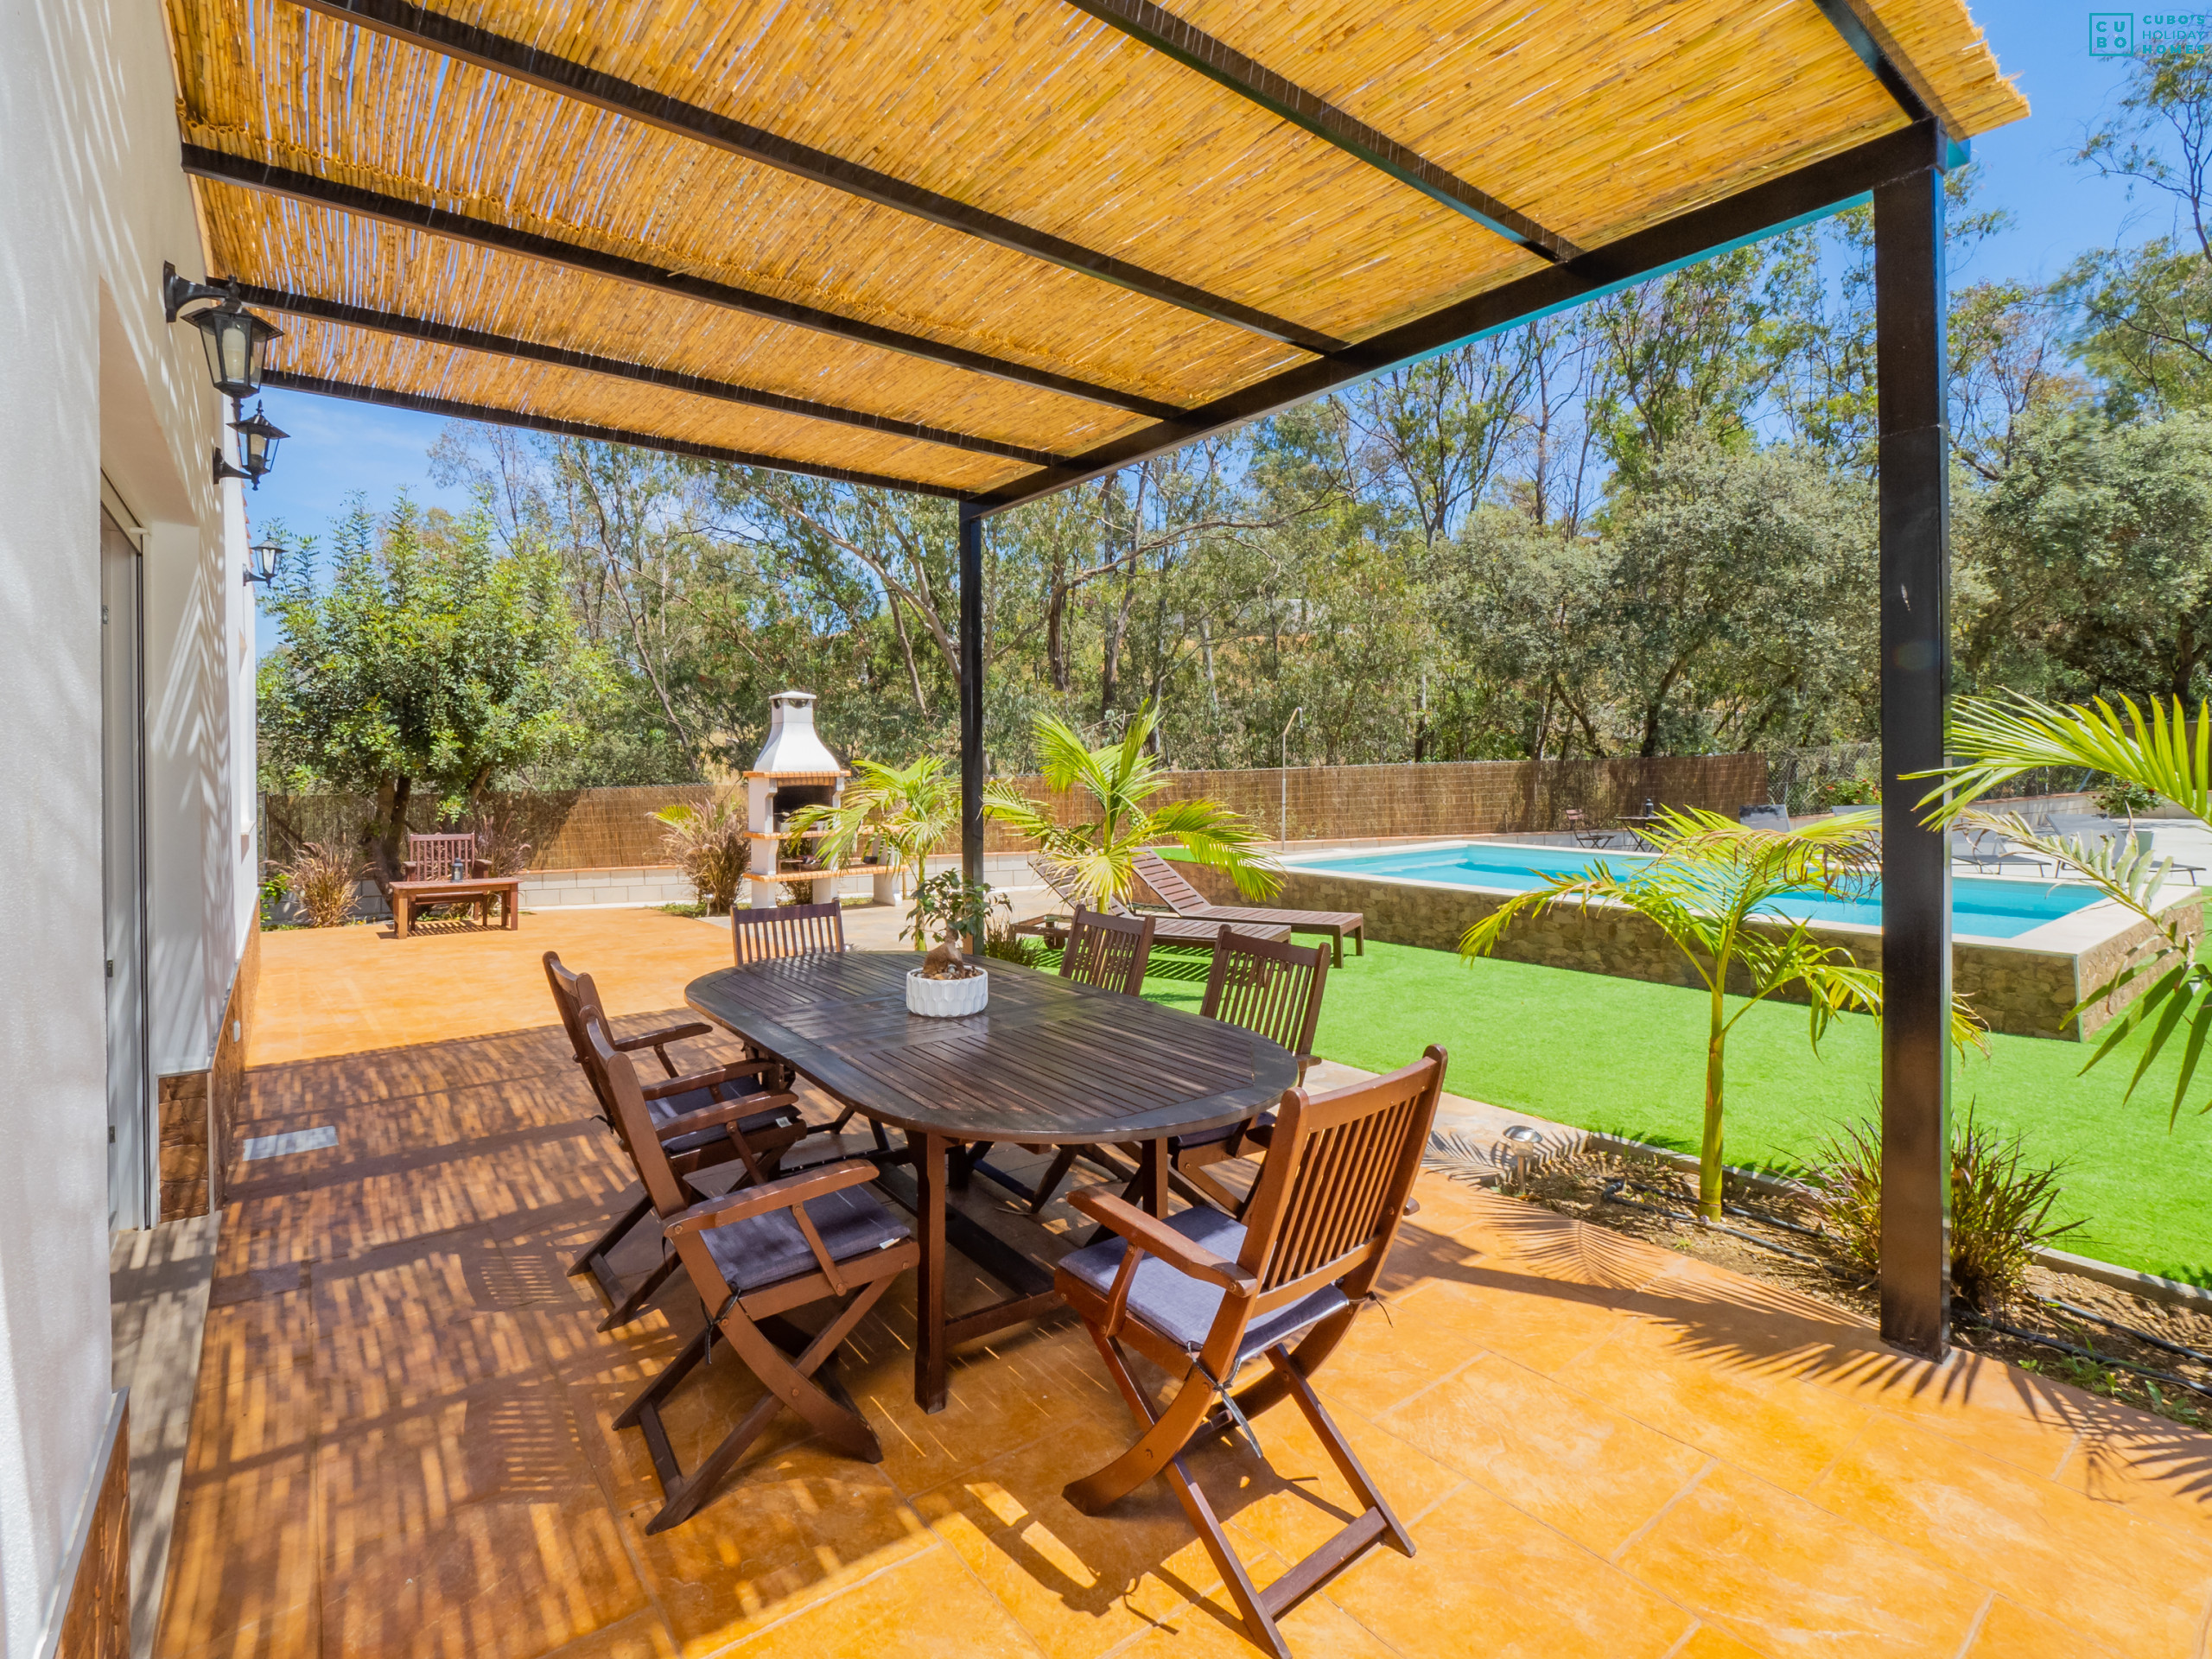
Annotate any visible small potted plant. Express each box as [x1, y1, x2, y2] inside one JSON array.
[[904, 871, 993, 1017]]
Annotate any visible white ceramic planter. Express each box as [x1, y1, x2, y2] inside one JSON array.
[[906, 967, 988, 1018]]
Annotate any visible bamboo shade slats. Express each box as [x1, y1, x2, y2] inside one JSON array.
[[162, 0, 2025, 499]]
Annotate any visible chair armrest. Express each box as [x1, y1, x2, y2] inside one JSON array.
[[400, 862, 421, 880], [640, 1058, 778, 1101], [615, 1020, 714, 1052], [1067, 1188, 1257, 1295], [467, 858, 493, 877], [664, 1159, 880, 1236], [654, 1090, 799, 1141]]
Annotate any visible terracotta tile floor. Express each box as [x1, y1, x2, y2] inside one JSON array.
[[160, 910, 2212, 1657]]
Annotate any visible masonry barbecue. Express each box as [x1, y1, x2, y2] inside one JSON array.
[[743, 690, 894, 908]]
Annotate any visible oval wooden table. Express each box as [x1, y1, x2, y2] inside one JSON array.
[[687, 950, 1298, 1412]]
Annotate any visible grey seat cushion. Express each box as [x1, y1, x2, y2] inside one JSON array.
[[649, 1079, 794, 1157], [1060, 1204, 1346, 1363], [703, 1183, 911, 1294]]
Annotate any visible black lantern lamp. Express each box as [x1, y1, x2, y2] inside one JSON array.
[[232, 404, 287, 488], [243, 542, 286, 588], [162, 261, 283, 401]]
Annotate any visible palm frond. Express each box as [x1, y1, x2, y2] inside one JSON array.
[[1916, 690, 2212, 822]]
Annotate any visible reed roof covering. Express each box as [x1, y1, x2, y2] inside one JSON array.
[[165, 0, 2024, 510]]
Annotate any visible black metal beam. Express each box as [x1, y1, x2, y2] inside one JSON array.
[[181, 145, 1187, 423], [261, 369, 970, 498], [1808, 0, 1943, 127], [958, 501, 987, 890], [282, 0, 1344, 355], [1065, 0, 1580, 265], [976, 121, 1951, 513], [235, 283, 1065, 471], [1873, 158, 1953, 1361]]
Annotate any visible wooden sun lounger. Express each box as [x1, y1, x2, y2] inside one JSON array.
[[1013, 859, 1289, 949], [1131, 850, 1365, 966]]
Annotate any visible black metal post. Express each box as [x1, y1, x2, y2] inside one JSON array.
[[1874, 145, 1953, 1360], [958, 501, 986, 891]]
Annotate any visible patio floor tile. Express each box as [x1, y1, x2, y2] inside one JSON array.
[[1808, 1414, 2212, 1658], [1376, 1351, 1707, 1556], [1324, 1478, 1694, 1657], [152, 910, 2212, 1658], [1615, 1463, 1989, 1658]]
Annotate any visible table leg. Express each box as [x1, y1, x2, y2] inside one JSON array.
[[395, 892, 410, 938], [1140, 1138, 1169, 1218], [505, 888, 519, 930], [915, 1131, 949, 1414]]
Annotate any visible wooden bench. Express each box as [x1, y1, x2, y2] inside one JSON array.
[[390, 875, 521, 938]]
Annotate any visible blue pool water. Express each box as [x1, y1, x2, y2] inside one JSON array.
[[1287, 842, 2106, 940]]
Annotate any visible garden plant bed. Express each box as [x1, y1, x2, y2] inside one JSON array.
[[1424, 1142, 2212, 1433]]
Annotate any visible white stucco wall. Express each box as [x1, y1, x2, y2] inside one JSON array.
[[0, 0, 250, 1648]]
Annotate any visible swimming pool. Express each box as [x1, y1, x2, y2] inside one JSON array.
[[1284, 841, 2106, 940]]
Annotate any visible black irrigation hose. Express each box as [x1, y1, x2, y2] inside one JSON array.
[[1601, 1180, 1854, 1276], [1625, 1179, 1824, 1239], [2037, 1296, 2212, 1369], [1954, 1308, 2212, 1402]]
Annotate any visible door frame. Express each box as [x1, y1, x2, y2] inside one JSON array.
[[99, 474, 154, 1230]]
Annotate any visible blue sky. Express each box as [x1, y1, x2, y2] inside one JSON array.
[[243, 2, 2174, 640]]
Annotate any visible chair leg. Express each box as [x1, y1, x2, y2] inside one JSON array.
[[596, 1250, 683, 1332], [569, 1188, 653, 1313], [1027, 1147, 1080, 1214], [620, 1275, 898, 1533]]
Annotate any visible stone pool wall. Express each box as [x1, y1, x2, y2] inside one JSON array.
[[1174, 856, 2202, 1041]]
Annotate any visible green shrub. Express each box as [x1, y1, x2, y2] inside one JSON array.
[[652, 794, 747, 914], [1815, 1107, 2082, 1311], [287, 842, 364, 928]]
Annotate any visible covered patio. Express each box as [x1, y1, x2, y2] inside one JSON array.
[[166, 0, 2025, 1352], [155, 908, 2212, 1657]]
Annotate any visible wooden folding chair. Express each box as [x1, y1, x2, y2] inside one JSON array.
[[1061, 906, 1155, 994], [1016, 910, 1158, 1213], [731, 899, 847, 965], [1171, 929, 1329, 1215], [545, 953, 810, 1329], [583, 1011, 918, 1532], [1054, 1050, 1448, 1659]]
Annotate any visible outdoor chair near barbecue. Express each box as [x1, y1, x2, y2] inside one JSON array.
[[729, 899, 847, 965], [728, 899, 885, 1147], [1055, 1047, 1449, 1659], [582, 1007, 917, 1533], [544, 952, 809, 1330]]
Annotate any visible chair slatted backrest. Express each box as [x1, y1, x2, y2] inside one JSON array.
[[1131, 850, 1211, 915], [1199, 928, 1329, 1071], [543, 951, 594, 1066], [1237, 1049, 1446, 1305], [1060, 908, 1154, 996], [410, 832, 479, 870], [731, 900, 847, 966], [580, 1002, 693, 1220]]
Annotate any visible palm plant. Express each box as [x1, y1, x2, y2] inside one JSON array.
[[786, 756, 958, 948], [1916, 690, 2212, 1121], [982, 702, 1281, 910], [1459, 809, 1986, 1221]]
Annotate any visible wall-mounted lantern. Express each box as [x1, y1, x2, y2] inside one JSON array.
[[244, 542, 287, 588], [162, 262, 282, 401], [232, 404, 287, 489]]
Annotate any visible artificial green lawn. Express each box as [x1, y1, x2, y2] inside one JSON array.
[[1116, 938, 2212, 1283]]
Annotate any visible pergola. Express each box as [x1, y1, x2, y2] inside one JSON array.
[[165, 0, 2024, 1355]]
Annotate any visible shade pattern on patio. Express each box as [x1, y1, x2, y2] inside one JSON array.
[[162, 0, 2023, 506]]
